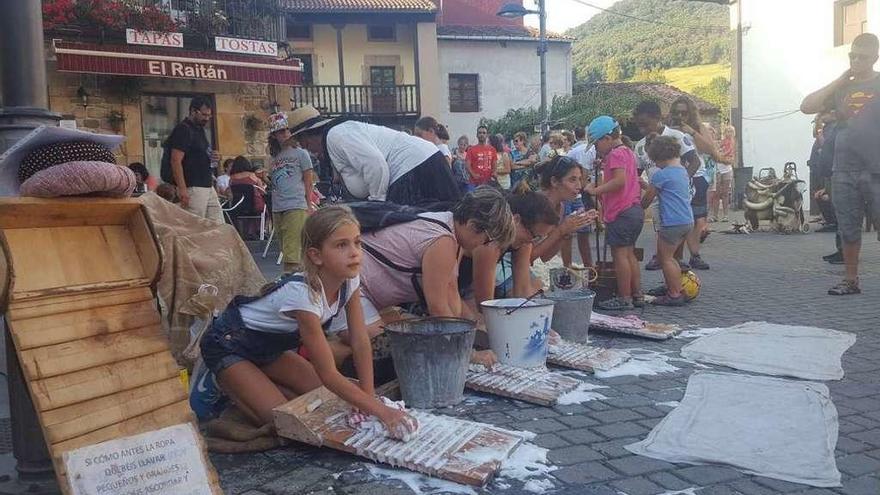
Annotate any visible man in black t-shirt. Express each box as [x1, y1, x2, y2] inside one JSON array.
[[801, 33, 880, 296], [169, 96, 223, 222]]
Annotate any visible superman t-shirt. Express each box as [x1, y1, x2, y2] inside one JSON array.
[[832, 75, 880, 172]]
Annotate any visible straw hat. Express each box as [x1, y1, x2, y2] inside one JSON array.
[[288, 105, 334, 135]]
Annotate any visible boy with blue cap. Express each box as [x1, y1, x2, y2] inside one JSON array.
[[584, 116, 645, 310]]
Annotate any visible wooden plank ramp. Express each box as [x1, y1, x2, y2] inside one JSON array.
[[274, 386, 524, 487], [0, 198, 222, 494], [465, 364, 580, 406], [548, 341, 631, 373], [590, 312, 681, 340]]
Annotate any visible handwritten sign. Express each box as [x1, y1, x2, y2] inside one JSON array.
[[63, 423, 212, 495]]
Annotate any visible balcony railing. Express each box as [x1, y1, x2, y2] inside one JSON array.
[[292, 85, 420, 117], [142, 0, 283, 41]]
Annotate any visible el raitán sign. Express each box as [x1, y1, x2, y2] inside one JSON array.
[[53, 40, 302, 86]]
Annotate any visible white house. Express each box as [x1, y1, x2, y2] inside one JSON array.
[[735, 0, 877, 189], [435, 0, 573, 141]]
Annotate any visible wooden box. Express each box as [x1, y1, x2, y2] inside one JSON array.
[[0, 198, 221, 494]]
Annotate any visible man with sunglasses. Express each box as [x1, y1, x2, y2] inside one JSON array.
[[802, 33, 880, 296]]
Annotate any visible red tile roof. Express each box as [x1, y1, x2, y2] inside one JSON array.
[[282, 0, 437, 13], [437, 24, 574, 41]]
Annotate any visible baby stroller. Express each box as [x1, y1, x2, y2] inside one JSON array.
[[743, 162, 810, 233]]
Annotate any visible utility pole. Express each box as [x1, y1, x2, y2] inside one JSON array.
[[537, 0, 548, 134], [0, 0, 61, 493]]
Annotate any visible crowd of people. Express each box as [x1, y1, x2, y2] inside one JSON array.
[[137, 35, 880, 433], [138, 84, 753, 434]]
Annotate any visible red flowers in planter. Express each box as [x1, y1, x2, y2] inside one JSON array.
[[42, 0, 180, 34]]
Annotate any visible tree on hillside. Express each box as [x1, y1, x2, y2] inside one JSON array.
[[566, 0, 732, 83], [692, 76, 730, 119]]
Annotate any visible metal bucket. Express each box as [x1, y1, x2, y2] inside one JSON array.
[[384, 317, 476, 408], [481, 298, 555, 369], [545, 289, 595, 344]]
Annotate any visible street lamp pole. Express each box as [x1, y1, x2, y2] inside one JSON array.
[[0, 0, 61, 493], [497, 1, 549, 133]]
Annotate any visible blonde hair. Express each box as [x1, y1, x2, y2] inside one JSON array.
[[548, 132, 565, 150], [300, 205, 360, 299], [451, 186, 517, 249]]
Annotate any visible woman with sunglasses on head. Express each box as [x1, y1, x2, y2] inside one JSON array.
[[519, 152, 598, 264], [667, 96, 730, 269]]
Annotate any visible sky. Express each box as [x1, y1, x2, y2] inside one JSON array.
[[523, 0, 620, 34]]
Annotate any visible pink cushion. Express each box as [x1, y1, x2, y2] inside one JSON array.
[[20, 161, 137, 198]]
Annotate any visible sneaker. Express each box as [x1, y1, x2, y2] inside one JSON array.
[[827, 254, 845, 265], [828, 279, 861, 296], [596, 297, 635, 311], [646, 284, 668, 296], [677, 259, 691, 271], [720, 216, 729, 223], [651, 294, 687, 306], [189, 360, 229, 422], [689, 255, 710, 270], [822, 251, 842, 261], [708, 217, 718, 223], [816, 224, 838, 233], [645, 256, 661, 271]]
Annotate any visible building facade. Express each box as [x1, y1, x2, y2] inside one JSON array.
[[42, 0, 440, 179], [435, 0, 573, 141], [284, 0, 440, 129], [734, 0, 877, 188]]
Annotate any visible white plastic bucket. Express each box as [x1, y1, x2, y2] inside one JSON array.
[[481, 298, 555, 369]]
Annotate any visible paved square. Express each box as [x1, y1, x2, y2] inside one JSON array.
[[221, 223, 880, 495]]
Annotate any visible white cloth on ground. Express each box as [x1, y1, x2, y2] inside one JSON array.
[[626, 371, 841, 488], [680, 321, 855, 381]]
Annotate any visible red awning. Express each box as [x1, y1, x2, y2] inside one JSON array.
[[54, 41, 302, 85]]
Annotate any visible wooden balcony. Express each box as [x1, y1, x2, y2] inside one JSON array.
[[292, 85, 420, 117]]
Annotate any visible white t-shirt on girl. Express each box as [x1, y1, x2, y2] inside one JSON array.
[[238, 275, 360, 335]]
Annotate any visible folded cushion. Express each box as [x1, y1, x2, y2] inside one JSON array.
[[20, 161, 136, 198], [18, 140, 116, 182]]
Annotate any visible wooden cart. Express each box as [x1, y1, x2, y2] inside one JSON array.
[[0, 198, 221, 494]]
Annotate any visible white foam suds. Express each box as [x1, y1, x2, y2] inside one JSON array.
[[364, 464, 476, 495], [658, 488, 701, 495], [593, 349, 680, 378], [556, 382, 608, 405], [655, 401, 680, 408], [499, 443, 558, 483], [523, 478, 556, 493], [460, 393, 493, 406], [677, 326, 728, 339]]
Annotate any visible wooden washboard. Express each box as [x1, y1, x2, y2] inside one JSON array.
[[0, 198, 221, 494]]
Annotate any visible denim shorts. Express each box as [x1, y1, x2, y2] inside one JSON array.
[[606, 205, 645, 247], [691, 176, 709, 219], [832, 169, 880, 244], [563, 198, 594, 234], [199, 308, 301, 375], [658, 224, 693, 245]]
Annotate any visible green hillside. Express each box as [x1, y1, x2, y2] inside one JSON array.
[[566, 0, 732, 82], [660, 63, 731, 92]]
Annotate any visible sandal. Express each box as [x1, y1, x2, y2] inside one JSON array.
[[646, 284, 667, 296], [596, 297, 634, 311], [828, 279, 861, 296], [645, 256, 661, 271]]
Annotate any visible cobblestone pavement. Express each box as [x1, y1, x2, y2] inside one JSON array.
[[217, 220, 880, 495]]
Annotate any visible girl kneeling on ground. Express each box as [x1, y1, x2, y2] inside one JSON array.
[[640, 136, 694, 306], [199, 206, 418, 438]]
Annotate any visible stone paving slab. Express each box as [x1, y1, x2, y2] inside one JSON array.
[[221, 222, 880, 494]]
